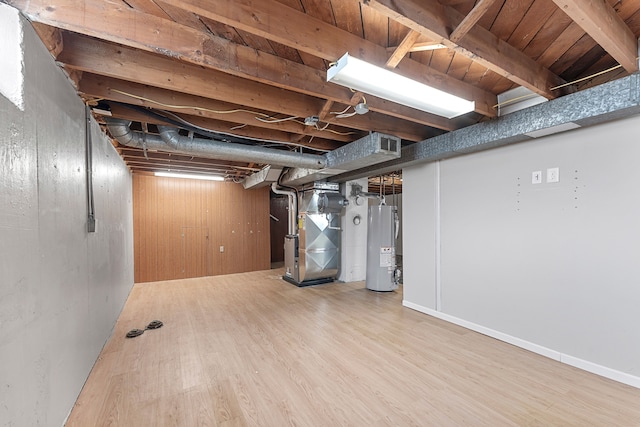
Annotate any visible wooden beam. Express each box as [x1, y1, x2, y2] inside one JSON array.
[[124, 161, 250, 175], [118, 147, 261, 168], [79, 75, 355, 144], [386, 30, 421, 68], [409, 42, 446, 52], [61, 37, 431, 142], [146, 0, 498, 116], [318, 100, 334, 121], [30, 22, 63, 58], [449, 0, 498, 43], [363, 0, 568, 98], [550, 0, 638, 73], [7, 0, 460, 129]]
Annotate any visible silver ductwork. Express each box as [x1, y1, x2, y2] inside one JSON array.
[[243, 166, 283, 189], [106, 119, 326, 169], [279, 132, 401, 187], [107, 119, 402, 188]]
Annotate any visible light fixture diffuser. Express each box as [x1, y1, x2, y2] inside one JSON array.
[[327, 53, 475, 119], [154, 172, 225, 181]]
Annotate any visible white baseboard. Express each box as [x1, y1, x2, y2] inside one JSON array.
[[403, 300, 640, 389]]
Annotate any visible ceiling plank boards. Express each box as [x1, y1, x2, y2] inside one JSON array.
[[9, 0, 456, 130], [551, 0, 638, 73], [363, 0, 568, 98], [161, 0, 498, 116]]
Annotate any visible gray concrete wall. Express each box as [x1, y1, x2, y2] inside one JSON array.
[[0, 5, 134, 425], [403, 113, 640, 386]]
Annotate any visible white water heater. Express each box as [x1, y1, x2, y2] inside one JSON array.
[[366, 204, 400, 291]]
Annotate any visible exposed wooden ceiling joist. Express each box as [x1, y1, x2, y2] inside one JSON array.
[[550, 0, 639, 73], [363, 0, 568, 99], [58, 32, 432, 141], [160, 0, 498, 117], [9, 0, 459, 131], [79, 75, 356, 145], [5, 0, 640, 183]]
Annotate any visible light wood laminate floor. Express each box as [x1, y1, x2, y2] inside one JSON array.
[[66, 269, 640, 426]]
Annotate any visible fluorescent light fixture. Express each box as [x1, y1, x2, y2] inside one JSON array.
[[327, 53, 475, 119], [154, 172, 225, 181]]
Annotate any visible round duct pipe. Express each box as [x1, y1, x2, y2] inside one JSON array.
[[105, 119, 327, 169]]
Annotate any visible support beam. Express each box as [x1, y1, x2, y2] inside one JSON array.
[[318, 100, 335, 121], [386, 30, 421, 68], [59, 33, 432, 141], [332, 74, 640, 182], [449, 0, 498, 43], [550, 0, 638, 73], [409, 42, 446, 52], [7, 0, 460, 129], [154, 0, 497, 116], [364, 0, 568, 99], [30, 22, 63, 58]]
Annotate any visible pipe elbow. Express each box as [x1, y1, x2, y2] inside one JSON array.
[[157, 126, 181, 148]]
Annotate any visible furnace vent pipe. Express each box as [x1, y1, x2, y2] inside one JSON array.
[[271, 183, 297, 235], [106, 119, 327, 169]]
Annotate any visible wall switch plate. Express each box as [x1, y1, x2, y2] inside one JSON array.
[[532, 170, 542, 184], [547, 167, 560, 183], [219, 246, 224, 253]]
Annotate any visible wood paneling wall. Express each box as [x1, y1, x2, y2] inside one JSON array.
[[133, 175, 270, 282]]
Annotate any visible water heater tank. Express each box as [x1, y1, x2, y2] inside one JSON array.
[[366, 204, 400, 292]]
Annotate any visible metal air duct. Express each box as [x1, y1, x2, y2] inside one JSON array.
[[106, 119, 327, 169]]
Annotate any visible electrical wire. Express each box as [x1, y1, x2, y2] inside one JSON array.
[[493, 61, 637, 110], [330, 105, 352, 115], [110, 88, 356, 137], [549, 63, 625, 91], [255, 115, 300, 123], [111, 88, 268, 117], [158, 110, 331, 153]]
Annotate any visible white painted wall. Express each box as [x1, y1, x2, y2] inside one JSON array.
[[0, 4, 24, 111], [0, 7, 134, 426], [403, 114, 640, 387]]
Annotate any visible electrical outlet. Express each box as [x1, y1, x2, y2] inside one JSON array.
[[219, 246, 224, 253], [532, 170, 542, 184], [547, 167, 559, 183]]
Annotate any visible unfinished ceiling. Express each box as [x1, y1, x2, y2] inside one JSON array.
[[5, 0, 640, 192]]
